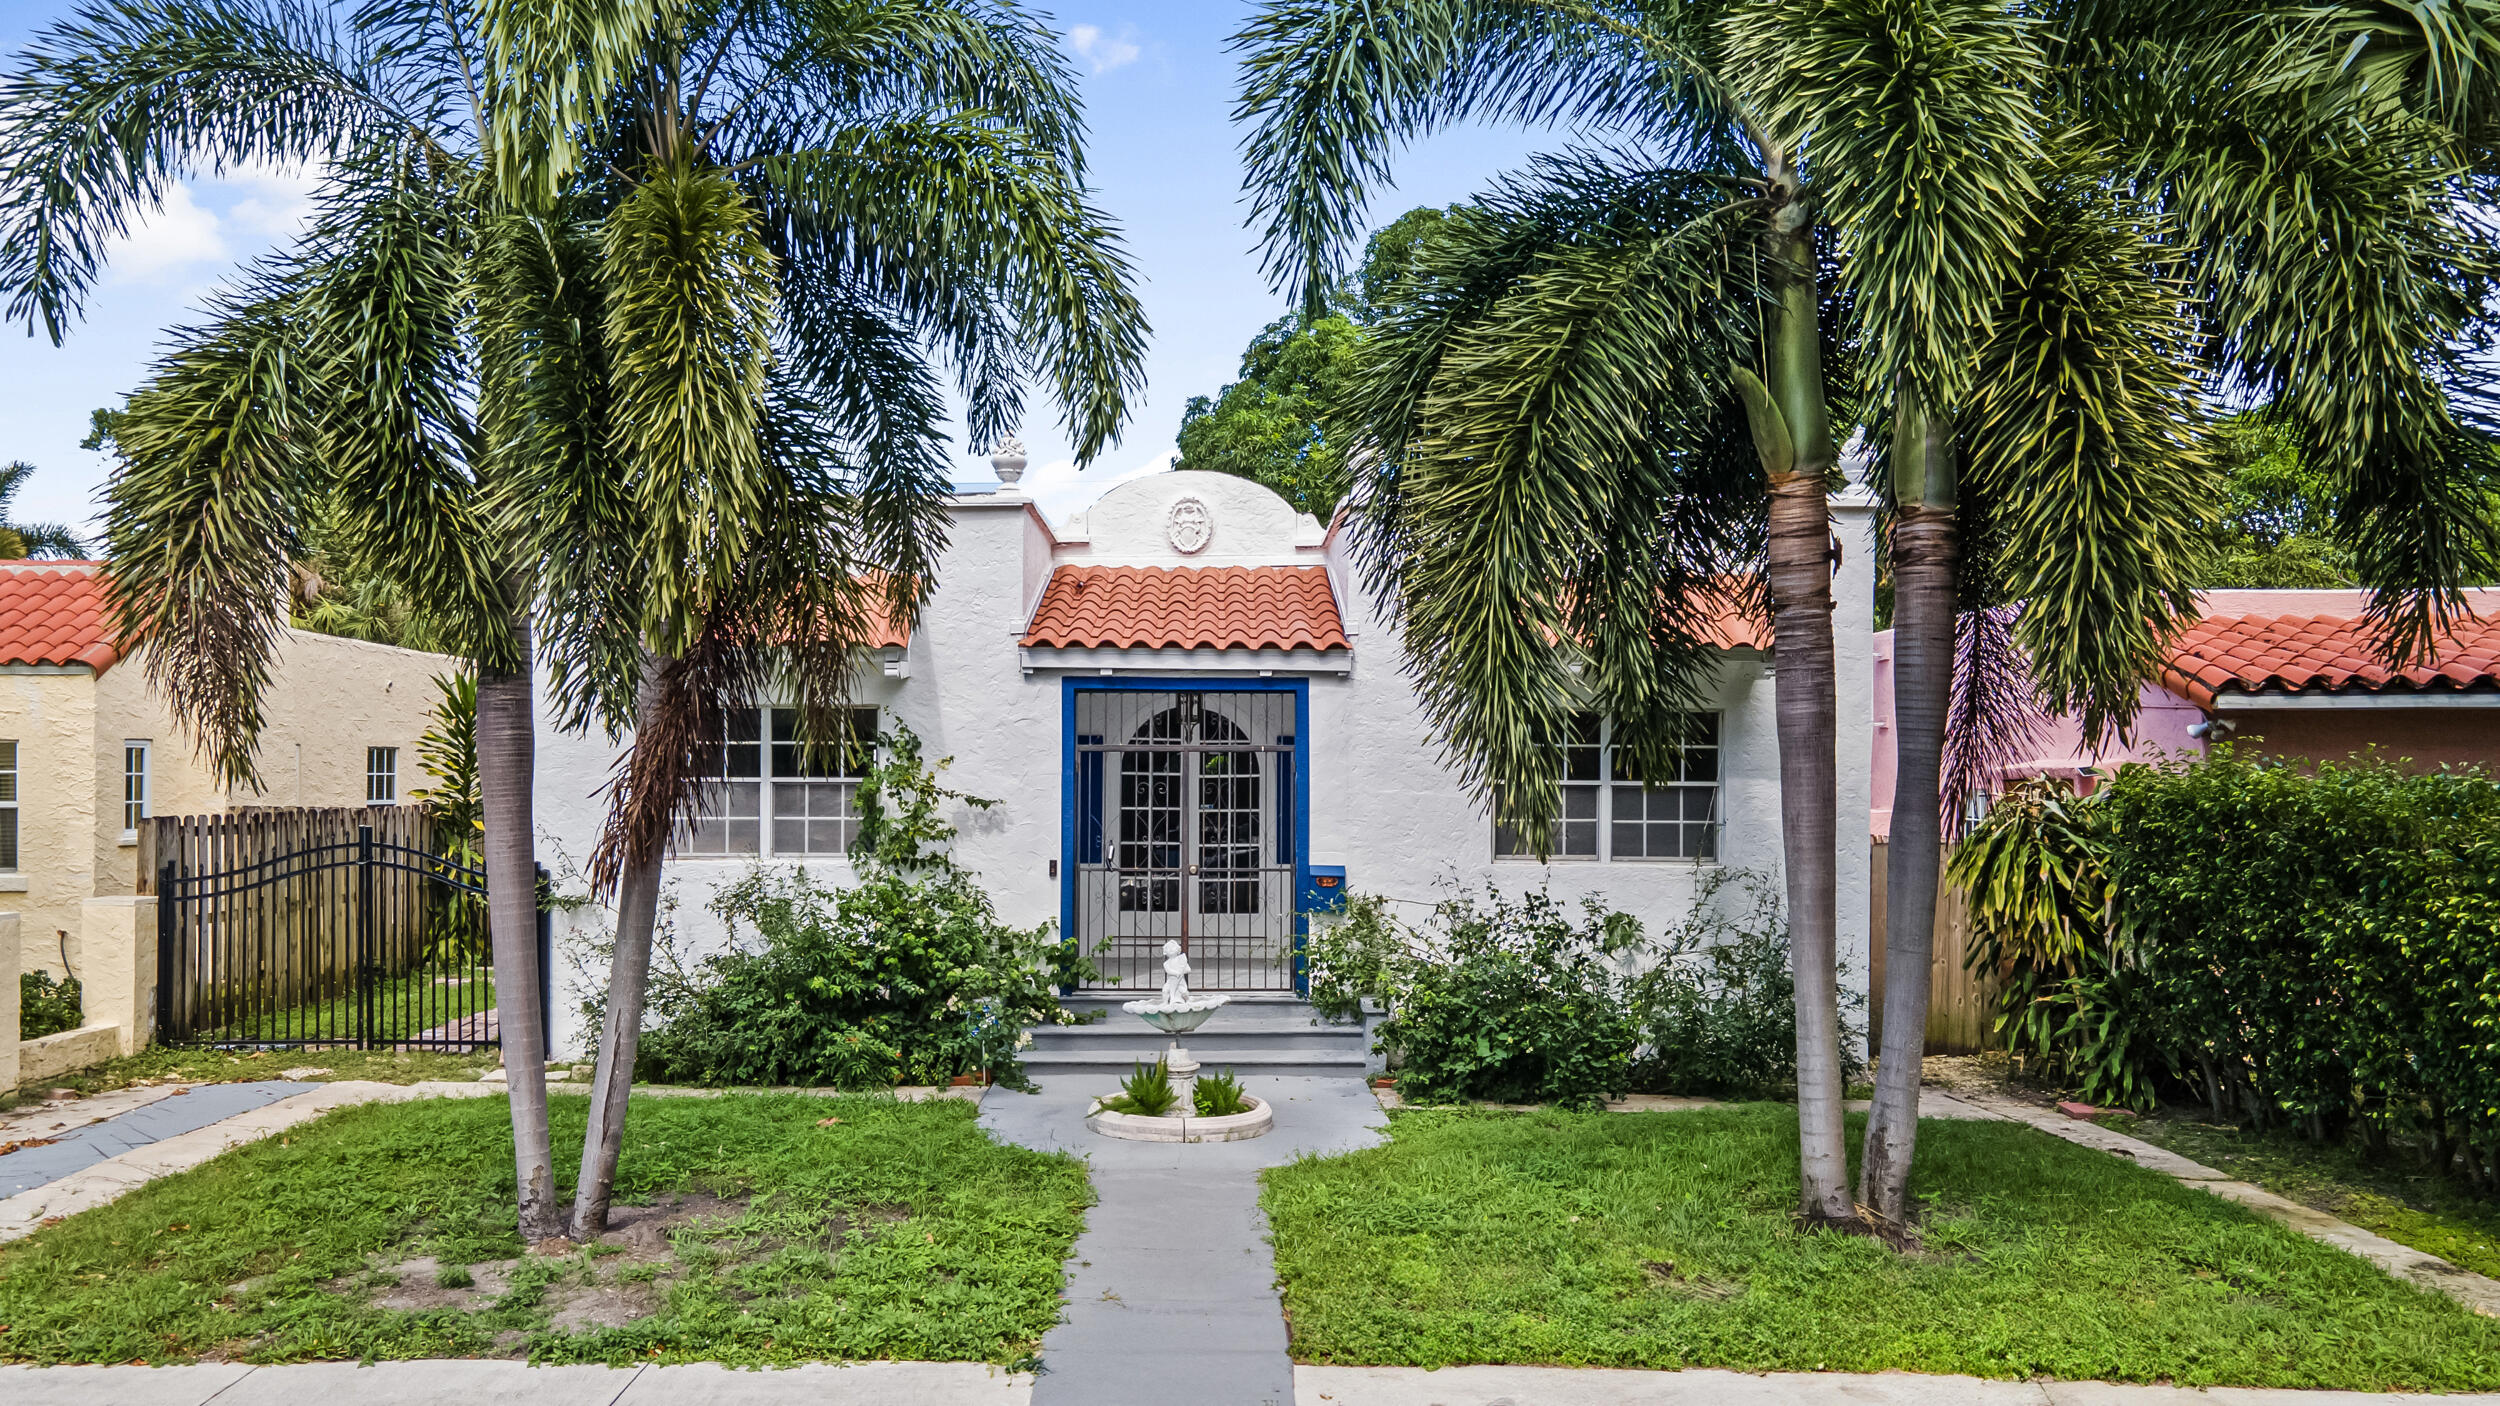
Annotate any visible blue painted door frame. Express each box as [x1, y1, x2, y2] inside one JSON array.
[[1059, 677, 1312, 995]]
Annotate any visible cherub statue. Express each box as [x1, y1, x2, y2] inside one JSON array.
[[1159, 939, 1192, 1005]]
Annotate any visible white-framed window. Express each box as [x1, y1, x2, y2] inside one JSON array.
[[0, 740, 18, 871], [678, 707, 877, 858], [366, 746, 399, 804], [122, 741, 150, 837], [1494, 712, 1720, 863]]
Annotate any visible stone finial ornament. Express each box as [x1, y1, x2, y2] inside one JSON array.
[[990, 438, 1028, 484]]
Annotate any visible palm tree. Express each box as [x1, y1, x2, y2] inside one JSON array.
[[1, 0, 577, 1241], [487, 1, 1147, 1237], [1235, 0, 1919, 1223], [1847, 3, 2500, 1221], [1235, 0, 2360, 1215], [0, 462, 91, 558]]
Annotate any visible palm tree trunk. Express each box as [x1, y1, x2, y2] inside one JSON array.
[[571, 658, 669, 1237], [475, 610, 561, 1243], [1860, 388, 1957, 1224], [1754, 172, 1856, 1225]]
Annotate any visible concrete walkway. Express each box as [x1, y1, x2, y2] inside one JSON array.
[[1, 1361, 2489, 1404], [0, 1081, 314, 1196], [0, 1361, 1029, 1405], [0, 1080, 499, 1242], [980, 1074, 1387, 1406]]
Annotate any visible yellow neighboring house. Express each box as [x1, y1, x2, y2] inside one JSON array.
[[0, 560, 459, 983]]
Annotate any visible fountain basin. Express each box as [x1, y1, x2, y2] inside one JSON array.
[[1086, 1096, 1273, 1143], [1122, 994, 1228, 1036]]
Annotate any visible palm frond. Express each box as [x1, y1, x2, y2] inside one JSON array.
[[1962, 182, 2213, 743], [1343, 154, 1769, 839], [1233, 0, 1742, 313], [475, 0, 654, 203], [753, 116, 1148, 461], [601, 160, 777, 658], [0, 0, 436, 341], [101, 276, 318, 786], [303, 143, 513, 666], [1725, 0, 2047, 410]]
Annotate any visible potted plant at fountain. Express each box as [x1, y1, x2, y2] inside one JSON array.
[[1086, 942, 1274, 1142]]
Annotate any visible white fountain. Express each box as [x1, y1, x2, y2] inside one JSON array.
[[1086, 940, 1273, 1142]]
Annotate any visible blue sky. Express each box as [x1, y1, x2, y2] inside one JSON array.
[[0, 3, 1563, 534]]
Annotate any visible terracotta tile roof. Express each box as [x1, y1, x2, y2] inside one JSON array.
[[2160, 610, 2500, 706], [0, 561, 118, 673], [1022, 565, 1350, 652]]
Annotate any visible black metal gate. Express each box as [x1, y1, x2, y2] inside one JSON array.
[[1074, 689, 1300, 991], [155, 819, 546, 1051]]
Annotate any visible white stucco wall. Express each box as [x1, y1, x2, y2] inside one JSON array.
[[536, 471, 1878, 1060]]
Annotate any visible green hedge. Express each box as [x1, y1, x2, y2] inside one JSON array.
[[1978, 750, 2500, 1182]]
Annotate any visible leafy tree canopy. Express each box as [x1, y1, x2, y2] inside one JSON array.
[[2199, 412, 2500, 590], [1172, 206, 1454, 520]]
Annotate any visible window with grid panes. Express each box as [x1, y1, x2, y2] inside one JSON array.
[[768, 707, 875, 855], [0, 740, 17, 871], [1494, 712, 1720, 862], [122, 741, 150, 836], [678, 707, 876, 858], [366, 746, 398, 804]]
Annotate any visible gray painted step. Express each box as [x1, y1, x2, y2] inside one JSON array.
[[1029, 996, 1370, 1078], [1023, 1049, 1368, 1079]]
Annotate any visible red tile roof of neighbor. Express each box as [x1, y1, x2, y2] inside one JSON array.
[[1023, 566, 1351, 651], [2160, 609, 2500, 707], [0, 561, 118, 673]]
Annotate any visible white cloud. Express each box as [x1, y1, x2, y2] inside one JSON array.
[[101, 162, 318, 286], [104, 182, 225, 281], [1067, 23, 1142, 74], [1021, 447, 1174, 521], [220, 165, 320, 241]]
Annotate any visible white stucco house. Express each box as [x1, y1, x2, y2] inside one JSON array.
[[536, 465, 1877, 1061]]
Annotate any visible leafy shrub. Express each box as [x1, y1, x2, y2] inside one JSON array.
[[1194, 1067, 1252, 1116], [1627, 869, 1865, 1097], [20, 970, 81, 1040], [1948, 777, 2166, 1110], [1103, 1059, 1177, 1117], [1305, 893, 1408, 1022], [635, 727, 1084, 1090], [1377, 888, 1640, 1110], [1963, 750, 2500, 1183]]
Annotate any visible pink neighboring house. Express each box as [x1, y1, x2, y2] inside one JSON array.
[[1871, 588, 2500, 837]]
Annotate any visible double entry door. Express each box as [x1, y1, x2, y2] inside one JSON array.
[[1073, 689, 1298, 991]]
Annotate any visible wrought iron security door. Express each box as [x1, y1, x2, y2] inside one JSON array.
[[1074, 690, 1298, 991]]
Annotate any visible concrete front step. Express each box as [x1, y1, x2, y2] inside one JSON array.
[[1029, 995, 1372, 1079], [1023, 1048, 1369, 1079]]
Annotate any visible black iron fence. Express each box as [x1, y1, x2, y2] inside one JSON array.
[[150, 808, 547, 1051]]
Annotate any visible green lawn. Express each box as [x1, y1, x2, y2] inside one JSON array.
[[0, 1093, 1089, 1367], [1262, 1105, 2500, 1390], [2103, 1109, 2500, 1283]]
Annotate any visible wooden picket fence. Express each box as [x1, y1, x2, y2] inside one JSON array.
[[1869, 838, 2002, 1056], [142, 807, 501, 1049]]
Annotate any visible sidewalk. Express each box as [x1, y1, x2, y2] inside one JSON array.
[[2, 1361, 2490, 1405]]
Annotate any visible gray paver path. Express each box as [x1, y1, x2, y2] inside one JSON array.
[[980, 1074, 1386, 1406], [0, 1081, 314, 1196]]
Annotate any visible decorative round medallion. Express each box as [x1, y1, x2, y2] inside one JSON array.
[[1166, 496, 1214, 554]]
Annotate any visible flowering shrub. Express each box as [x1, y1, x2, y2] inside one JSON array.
[[634, 727, 1086, 1089]]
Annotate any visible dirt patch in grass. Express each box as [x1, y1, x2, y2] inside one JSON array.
[[0, 1093, 1089, 1367], [546, 1281, 667, 1331]]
